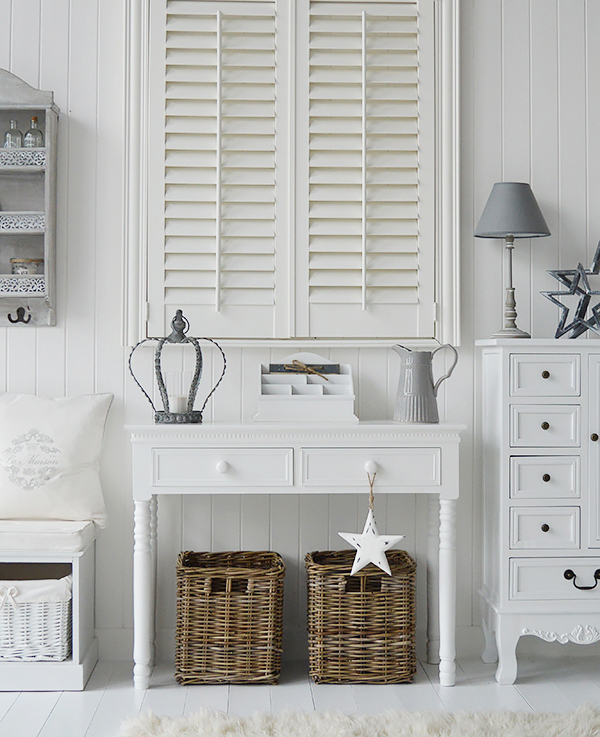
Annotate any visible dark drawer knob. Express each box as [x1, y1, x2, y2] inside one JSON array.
[[541, 370, 550, 379], [541, 523, 550, 532], [564, 569, 600, 590], [541, 421, 550, 430], [592, 433, 599, 442], [542, 473, 551, 482]]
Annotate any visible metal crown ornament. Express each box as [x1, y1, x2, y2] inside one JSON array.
[[128, 310, 226, 424]]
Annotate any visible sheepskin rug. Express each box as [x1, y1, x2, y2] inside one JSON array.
[[116, 704, 600, 737]]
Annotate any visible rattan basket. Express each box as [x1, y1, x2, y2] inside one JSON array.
[[175, 550, 285, 685], [305, 549, 416, 684]]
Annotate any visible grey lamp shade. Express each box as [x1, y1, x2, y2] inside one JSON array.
[[474, 182, 551, 239]]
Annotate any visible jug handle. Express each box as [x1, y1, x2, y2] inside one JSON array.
[[431, 344, 458, 396]]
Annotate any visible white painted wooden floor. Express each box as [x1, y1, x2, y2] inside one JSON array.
[[2, 656, 600, 737]]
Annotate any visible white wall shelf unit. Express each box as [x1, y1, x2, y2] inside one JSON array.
[[0, 69, 58, 326]]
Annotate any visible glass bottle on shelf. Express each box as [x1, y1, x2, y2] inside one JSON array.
[[23, 116, 44, 147], [3, 120, 22, 148]]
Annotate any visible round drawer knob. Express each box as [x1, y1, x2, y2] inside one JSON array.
[[215, 460, 229, 474], [541, 421, 550, 431], [541, 523, 550, 533], [592, 434, 599, 442], [542, 473, 551, 483], [541, 370, 551, 379], [365, 461, 379, 474]]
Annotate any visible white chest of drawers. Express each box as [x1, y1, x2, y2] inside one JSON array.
[[478, 340, 600, 684]]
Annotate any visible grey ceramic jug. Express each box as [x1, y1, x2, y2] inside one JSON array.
[[392, 344, 458, 423]]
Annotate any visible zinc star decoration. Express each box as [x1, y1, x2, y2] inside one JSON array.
[[338, 473, 404, 576], [541, 241, 600, 338]]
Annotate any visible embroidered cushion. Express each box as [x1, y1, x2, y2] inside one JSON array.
[[0, 393, 113, 528]]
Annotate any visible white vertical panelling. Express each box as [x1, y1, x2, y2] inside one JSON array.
[[94, 0, 128, 637], [65, 0, 99, 395], [240, 495, 271, 550], [12, 0, 41, 85], [328, 494, 359, 551], [240, 345, 265, 422], [456, 0, 477, 633], [210, 345, 242, 423], [270, 495, 301, 655], [1, 0, 598, 661], [472, 0, 503, 341], [502, 0, 532, 334], [530, 0, 559, 338], [37, 0, 69, 397], [557, 1, 587, 270], [587, 2, 600, 255]]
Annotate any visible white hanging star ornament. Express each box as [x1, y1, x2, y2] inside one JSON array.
[[339, 507, 405, 576]]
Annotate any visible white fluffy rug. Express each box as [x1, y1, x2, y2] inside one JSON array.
[[116, 705, 600, 737]]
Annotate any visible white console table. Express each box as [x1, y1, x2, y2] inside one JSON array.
[[129, 422, 463, 690]]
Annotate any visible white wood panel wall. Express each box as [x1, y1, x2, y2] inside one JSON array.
[[0, 0, 598, 662]]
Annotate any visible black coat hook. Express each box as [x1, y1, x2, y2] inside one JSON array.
[[8, 307, 31, 324]]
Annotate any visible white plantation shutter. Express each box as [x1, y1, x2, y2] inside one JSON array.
[[147, 0, 286, 338], [147, 0, 437, 340], [295, 0, 435, 338]]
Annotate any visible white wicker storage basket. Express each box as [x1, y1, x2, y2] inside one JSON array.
[[0, 575, 72, 661]]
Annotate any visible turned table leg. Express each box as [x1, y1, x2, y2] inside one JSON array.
[[438, 498, 457, 687], [133, 499, 154, 690], [427, 495, 441, 665]]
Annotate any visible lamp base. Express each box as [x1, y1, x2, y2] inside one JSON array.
[[493, 285, 530, 338], [491, 326, 531, 339]]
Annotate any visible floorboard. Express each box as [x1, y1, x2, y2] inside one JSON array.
[[183, 683, 230, 716], [37, 661, 116, 737], [0, 692, 60, 737], [2, 656, 600, 737]]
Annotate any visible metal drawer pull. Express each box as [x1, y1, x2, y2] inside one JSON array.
[[541, 524, 550, 532], [542, 473, 551, 482], [541, 421, 550, 430], [592, 433, 599, 442], [541, 370, 550, 379], [564, 569, 600, 590]]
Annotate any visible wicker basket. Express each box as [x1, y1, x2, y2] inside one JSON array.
[[175, 550, 285, 685], [305, 549, 416, 684], [0, 575, 72, 661]]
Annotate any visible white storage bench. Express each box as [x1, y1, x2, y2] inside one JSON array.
[[0, 520, 98, 691]]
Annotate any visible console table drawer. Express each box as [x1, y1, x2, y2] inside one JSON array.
[[509, 506, 580, 550], [510, 558, 600, 600], [301, 447, 440, 487], [152, 448, 293, 487], [509, 405, 580, 447]]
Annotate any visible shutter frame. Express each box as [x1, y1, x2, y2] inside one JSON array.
[[128, 0, 459, 345]]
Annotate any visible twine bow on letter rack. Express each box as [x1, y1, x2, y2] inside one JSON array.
[[282, 360, 329, 380]]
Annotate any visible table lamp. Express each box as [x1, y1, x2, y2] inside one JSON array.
[[475, 182, 550, 338]]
